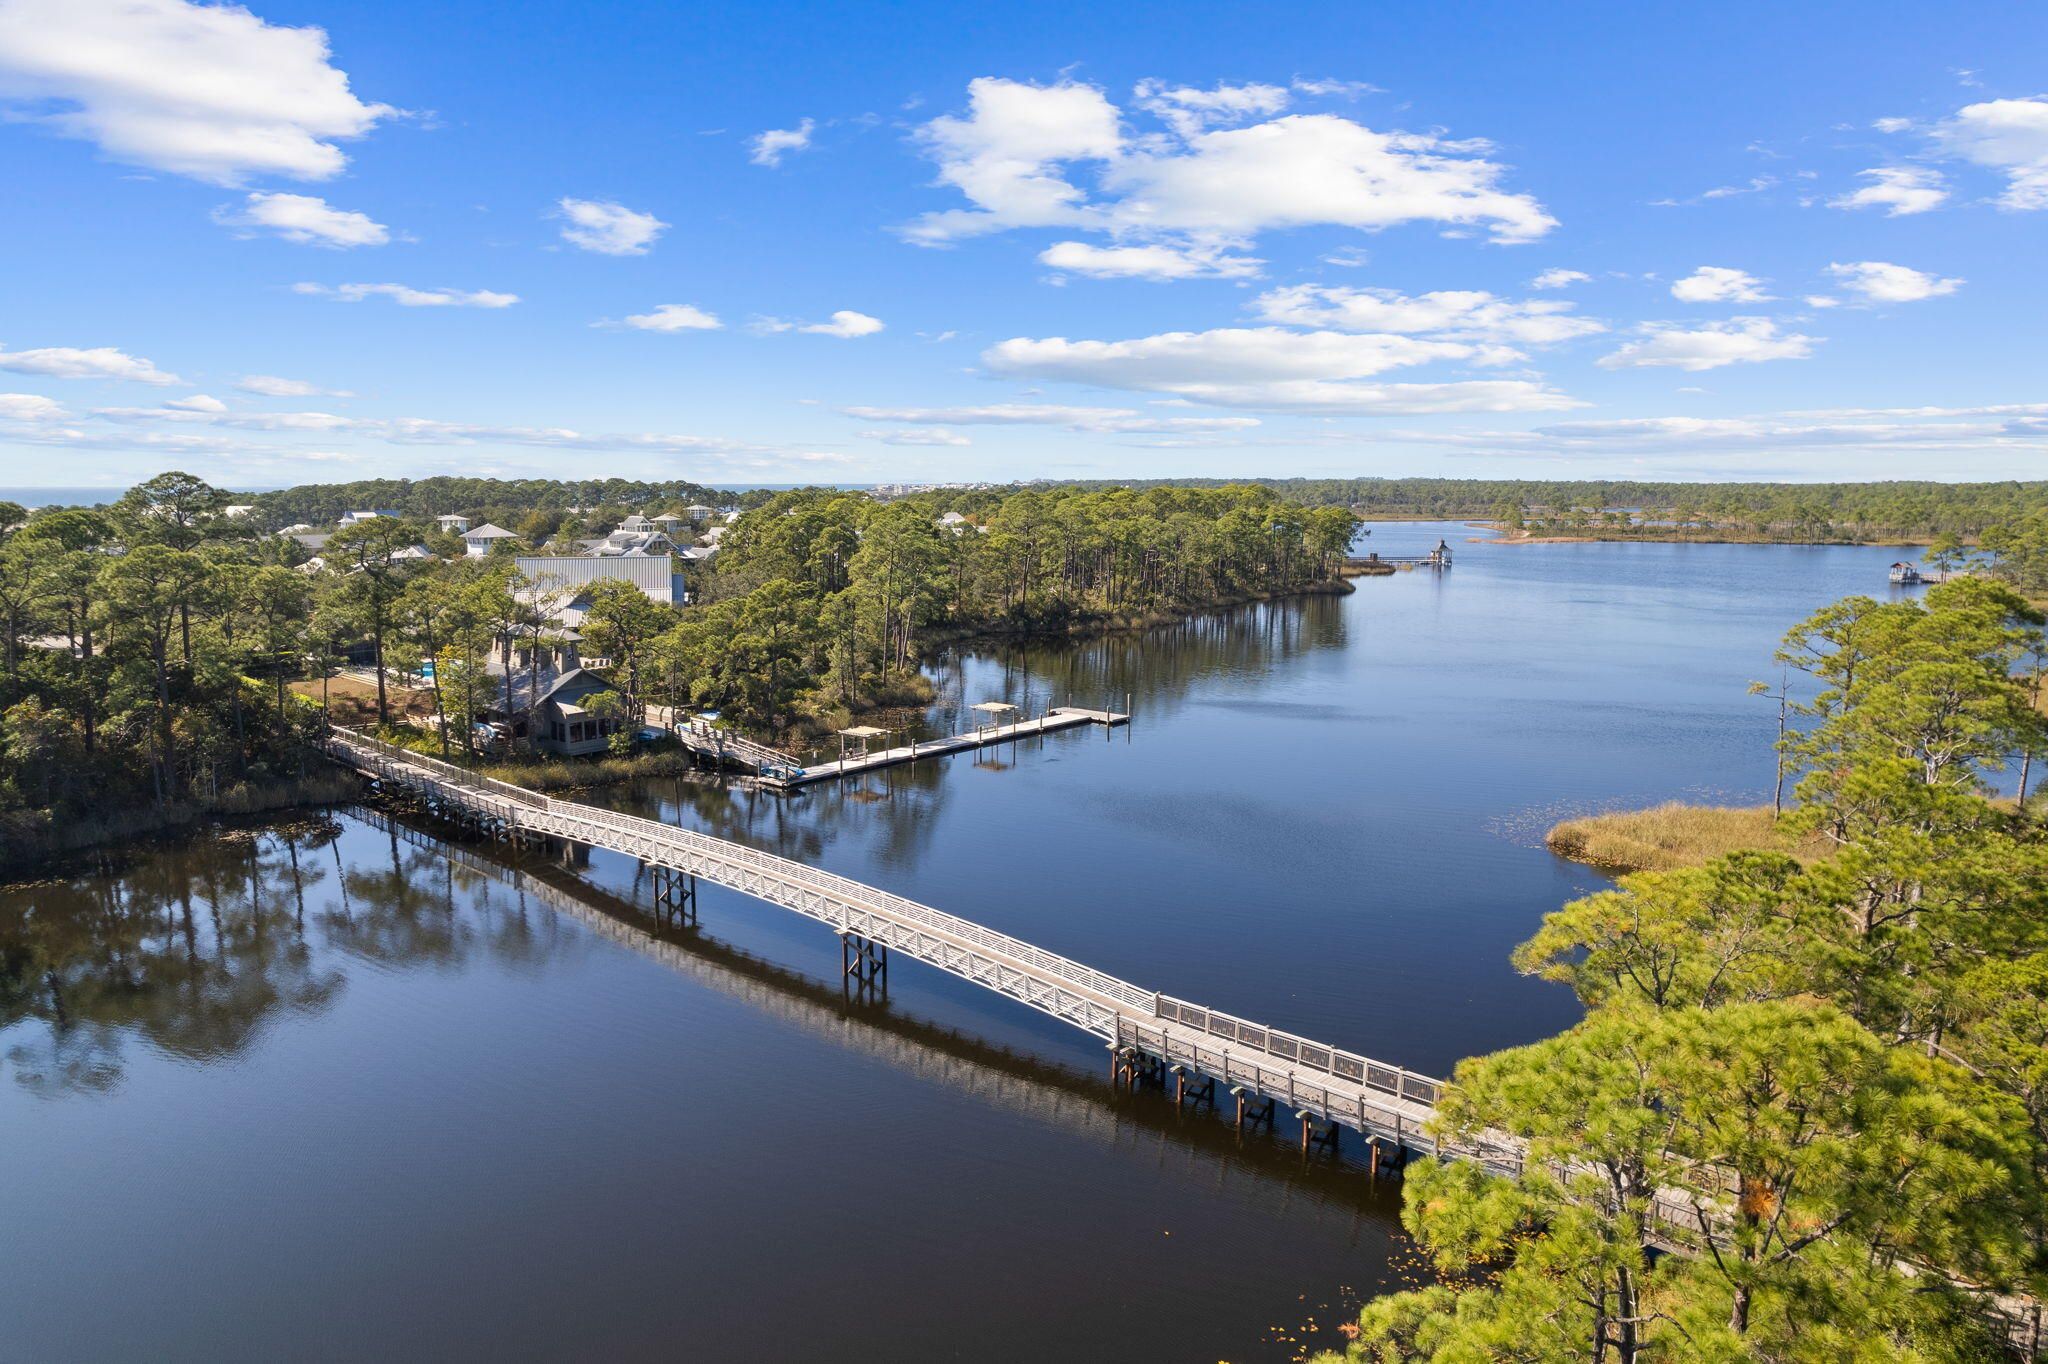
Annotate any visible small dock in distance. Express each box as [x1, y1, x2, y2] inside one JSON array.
[[1343, 538, 1454, 576], [758, 707, 1129, 790]]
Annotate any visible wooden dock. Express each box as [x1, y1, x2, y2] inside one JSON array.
[[756, 707, 1129, 790]]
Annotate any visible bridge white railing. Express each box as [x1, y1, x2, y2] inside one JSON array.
[[669, 716, 805, 775], [1152, 996, 1443, 1107], [326, 729, 1156, 1018], [323, 728, 1452, 1125]]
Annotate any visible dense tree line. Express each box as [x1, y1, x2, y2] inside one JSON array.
[[242, 475, 746, 531], [1320, 578, 2048, 1362], [157, 473, 2048, 546], [1, 475, 1356, 861], [0, 475, 341, 862], [1021, 477, 2048, 542], [1953, 515, 2048, 602], [655, 485, 1357, 728]]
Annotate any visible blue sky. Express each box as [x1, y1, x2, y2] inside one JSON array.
[[0, 0, 2044, 491]]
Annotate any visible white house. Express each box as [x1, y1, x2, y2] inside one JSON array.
[[340, 509, 400, 525], [463, 523, 519, 557], [436, 513, 473, 532]]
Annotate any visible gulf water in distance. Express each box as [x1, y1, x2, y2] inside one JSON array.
[[0, 524, 1935, 1362]]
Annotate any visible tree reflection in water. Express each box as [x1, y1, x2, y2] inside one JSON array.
[[597, 594, 1350, 878], [3, 597, 1351, 1100], [0, 815, 585, 1097]]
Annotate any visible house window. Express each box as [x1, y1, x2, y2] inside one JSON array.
[[551, 722, 564, 740]]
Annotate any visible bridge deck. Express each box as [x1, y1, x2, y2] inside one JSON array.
[[324, 729, 1472, 1157]]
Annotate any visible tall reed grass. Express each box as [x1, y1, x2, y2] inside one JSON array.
[[1545, 802, 1828, 873]]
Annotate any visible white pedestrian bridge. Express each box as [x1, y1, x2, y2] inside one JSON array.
[[324, 728, 1519, 1173]]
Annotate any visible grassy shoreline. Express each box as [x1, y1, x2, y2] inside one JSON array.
[[1544, 802, 1832, 873], [1472, 522, 1954, 549]]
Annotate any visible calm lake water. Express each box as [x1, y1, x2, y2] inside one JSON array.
[[0, 526, 1934, 1363]]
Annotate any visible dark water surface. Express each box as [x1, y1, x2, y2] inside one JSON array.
[[0, 526, 1931, 1363]]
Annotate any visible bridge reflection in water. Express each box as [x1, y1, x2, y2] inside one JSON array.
[[347, 803, 1413, 1214], [330, 728, 1519, 1179]]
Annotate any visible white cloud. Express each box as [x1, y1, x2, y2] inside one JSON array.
[[981, 326, 1579, 413], [0, 393, 67, 420], [809, 311, 885, 337], [293, 282, 519, 308], [1529, 268, 1590, 289], [1804, 295, 1841, 308], [0, 0, 395, 185], [1701, 176, 1777, 200], [1595, 317, 1817, 371], [1249, 285, 1604, 347], [860, 428, 972, 446], [1038, 240, 1262, 280], [554, 198, 668, 255], [212, 191, 390, 247], [901, 77, 1554, 263], [1823, 260, 1963, 303], [1932, 97, 2048, 208], [1330, 412, 2048, 465], [0, 425, 330, 459], [1784, 403, 2048, 419], [1669, 266, 1772, 303], [163, 393, 227, 413], [987, 327, 1466, 384], [908, 79, 1122, 241], [235, 374, 351, 397], [749, 118, 815, 167], [0, 344, 182, 385], [613, 303, 723, 332], [1132, 79, 1291, 137], [842, 403, 1260, 433], [1829, 166, 1949, 216], [1518, 415, 2047, 451], [91, 404, 783, 455], [1291, 78, 1382, 99]]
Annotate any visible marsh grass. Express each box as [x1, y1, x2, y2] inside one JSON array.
[[482, 749, 698, 792], [1544, 802, 1831, 873]]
